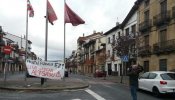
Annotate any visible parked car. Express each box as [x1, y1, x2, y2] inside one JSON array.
[[138, 71, 175, 97], [94, 69, 106, 77]]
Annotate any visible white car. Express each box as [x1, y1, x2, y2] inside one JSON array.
[[138, 71, 175, 96]]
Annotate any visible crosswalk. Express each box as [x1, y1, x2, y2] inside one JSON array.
[[71, 89, 106, 100], [85, 89, 106, 100]]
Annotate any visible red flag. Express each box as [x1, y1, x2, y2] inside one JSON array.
[[27, 0, 34, 17], [65, 3, 85, 26], [47, 0, 57, 25]]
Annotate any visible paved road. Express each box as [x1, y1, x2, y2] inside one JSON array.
[[0, 73, 174, 100]]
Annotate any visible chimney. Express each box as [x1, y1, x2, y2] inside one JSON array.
[[116, 22, 120, 26]]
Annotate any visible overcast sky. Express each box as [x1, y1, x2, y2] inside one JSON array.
[[0, 0, 136, 60]]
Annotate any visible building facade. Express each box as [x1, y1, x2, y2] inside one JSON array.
[[104, 23, 123, 76], [137, 0, 175, 71], [0, 26, 36, 73], [121, 3, 138, 75], [77, 32, 104, 75]]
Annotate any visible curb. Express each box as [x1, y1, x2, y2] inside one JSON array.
[[0, 83, 89, 91]]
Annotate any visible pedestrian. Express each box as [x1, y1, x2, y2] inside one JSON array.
[[127, 64, 143, 100], [70, 69, 72, 74]]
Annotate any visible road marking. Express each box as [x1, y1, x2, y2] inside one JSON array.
[[85, 89, 106, 100], [72, 99, 81, 100]]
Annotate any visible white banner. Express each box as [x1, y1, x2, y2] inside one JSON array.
[[26, 59, 65, 80]]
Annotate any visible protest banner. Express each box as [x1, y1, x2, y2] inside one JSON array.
[[26, 59, 65, 80]]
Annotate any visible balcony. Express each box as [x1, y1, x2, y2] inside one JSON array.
[[153, 39, 175, 55], [139, 19, 152, 33], [138, 45, 152, 57], [153, 10, 171, 27], [84, 58, 94, 65]]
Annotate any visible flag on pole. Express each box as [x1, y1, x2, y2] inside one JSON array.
[[65, 3, 85, 26], [47, 0, 57, 25], [27, 0, 34, 17]]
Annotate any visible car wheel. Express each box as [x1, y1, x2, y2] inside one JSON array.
[[152, 87, 160, 97]]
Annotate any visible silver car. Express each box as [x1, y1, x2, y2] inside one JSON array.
[[138, 71, 175, 97]]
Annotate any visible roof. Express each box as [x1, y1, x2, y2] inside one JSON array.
[[104, 0, 144, 35], [77, 32, 103, 43], [103, 24, 121, 35], [121, 0, 141, 28]]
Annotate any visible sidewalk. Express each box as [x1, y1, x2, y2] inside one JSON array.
[[0, 73, 129, 91], [0, 73, 89, 91], [87, 74, 129, 86], [102, 75, 129, 85]]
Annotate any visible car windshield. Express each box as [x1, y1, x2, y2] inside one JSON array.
[[161, 73, 175, 80]]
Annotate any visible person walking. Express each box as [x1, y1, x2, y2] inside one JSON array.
[[127, 64, 143, 100]]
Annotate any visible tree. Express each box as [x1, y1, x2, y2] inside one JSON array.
[[112, 33, 138, 83], [112, 34, 136, 57]]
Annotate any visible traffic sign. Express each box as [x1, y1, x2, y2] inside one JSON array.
[[121, 55, 128, 62]]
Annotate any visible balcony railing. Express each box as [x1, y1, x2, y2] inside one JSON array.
[[139, 19, 152, 32], [153, 39, 175, 55], [153, 10, 171, 26], [138, 45, 152, 57]]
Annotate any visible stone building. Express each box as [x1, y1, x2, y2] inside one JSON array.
[[137, 0, 175, 71]]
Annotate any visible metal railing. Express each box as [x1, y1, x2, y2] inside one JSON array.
[[138, 45, 152, 57], [153, 39, 175, 53], [139, 19, 152, 32], [153, 10, 171, 26]]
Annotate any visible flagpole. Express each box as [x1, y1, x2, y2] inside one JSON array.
[[63, 0, 66, 80], [64, 0, 66, 64], [25, 0, 29, 81], [41, 0, 49, 86], [45, 0, 48, 61]]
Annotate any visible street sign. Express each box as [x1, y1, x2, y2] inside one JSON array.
[[3, 46, 12, 55], [121, 55, 128, 62]]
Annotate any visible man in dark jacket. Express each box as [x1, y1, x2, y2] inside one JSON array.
[[127, 64, 143, 100]]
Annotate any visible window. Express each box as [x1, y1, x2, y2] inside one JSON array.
[[107, 50, 110, 56], [148, 73, 157, 79], [140, 72, 149, 79], [125, 28, 129, 36], [144, 0, 150, 7], [118, 32, 121, 38], [173, 6, 175, 18], [159, 29, 167, 42], [144, 61, 149, 72], [159, 59, 167, 71], [144, 10, 149, 21], [114, 64, 117, 71], [130, 44, 135, 54], [161, 73, 175, 80], [112, 34, 115, 42], [160, 0, 167, 14], [144, 35, 149, 46], [108, 37, 110, 44], [131, 25, 136, 37]]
